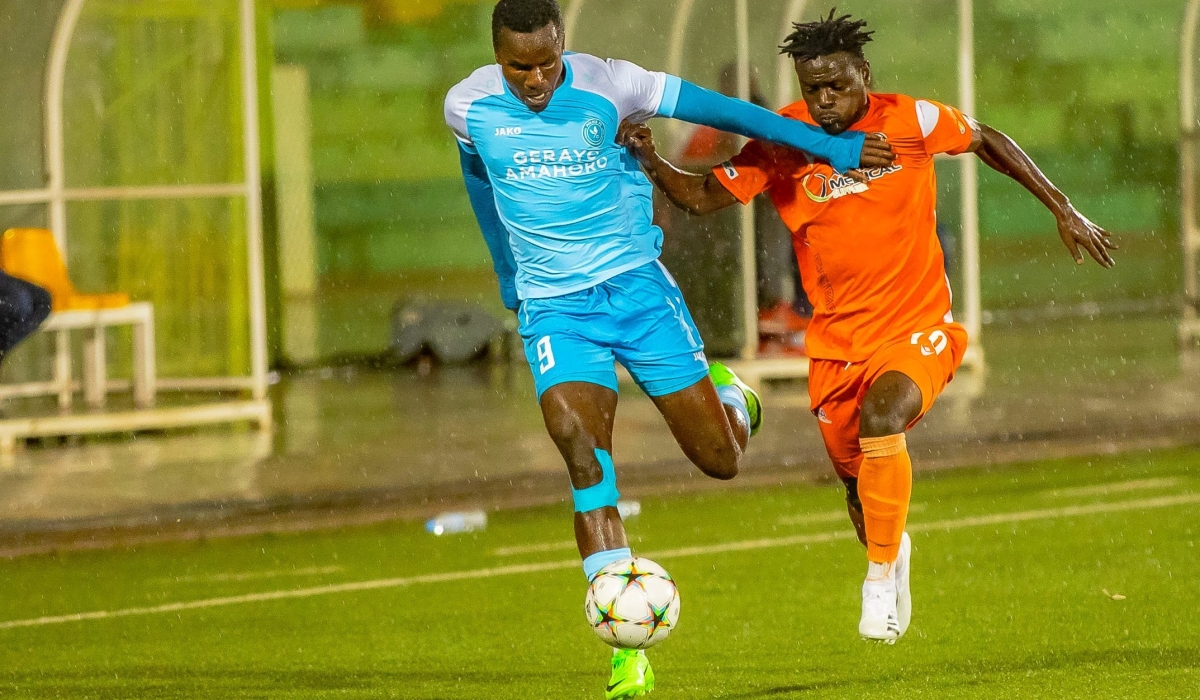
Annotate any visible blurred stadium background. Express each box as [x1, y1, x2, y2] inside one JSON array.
[[277, 0, 1179, 354], [7, 0, 1177, 361], [0, 0, 1192, 546]]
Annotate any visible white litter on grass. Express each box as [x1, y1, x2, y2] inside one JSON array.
[[1102, 589, 1127, 601], [617, 500, 641, 519], [2, 492, 1197, 631], [157, 565, 343, 584]]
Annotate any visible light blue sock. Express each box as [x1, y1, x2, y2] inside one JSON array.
[[583, 547, 632, 580], [716, 384, 749, 428]]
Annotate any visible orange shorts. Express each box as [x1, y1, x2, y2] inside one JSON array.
[[807, 322, 968, 479]]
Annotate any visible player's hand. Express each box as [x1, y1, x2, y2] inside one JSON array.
[[617, 120, 656, 164], [858, 133, 895, 169], [1056, 206, 1118, 268]]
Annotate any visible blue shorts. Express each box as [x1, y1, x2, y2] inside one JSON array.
[[518, 260, 709, 400]]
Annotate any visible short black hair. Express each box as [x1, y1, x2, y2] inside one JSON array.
[[779, 8, 873, 62], [491, 0, 564, 47]]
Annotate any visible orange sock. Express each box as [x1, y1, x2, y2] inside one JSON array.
[[857, 433, 912, 563]]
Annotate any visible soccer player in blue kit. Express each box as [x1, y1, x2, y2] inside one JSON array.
[[445, 1, 894, 696]]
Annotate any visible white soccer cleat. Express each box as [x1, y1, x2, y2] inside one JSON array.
[[895, 532, 912, 636], [859, 564, 901, 643]]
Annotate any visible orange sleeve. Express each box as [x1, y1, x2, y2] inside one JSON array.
[[916, 99, 976, 156], [711, 140, 777, 205]]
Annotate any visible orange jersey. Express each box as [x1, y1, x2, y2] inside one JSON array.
[[713, 94, 976, 362]]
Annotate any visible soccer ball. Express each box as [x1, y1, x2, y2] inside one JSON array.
[[585, 557, 680, 649]]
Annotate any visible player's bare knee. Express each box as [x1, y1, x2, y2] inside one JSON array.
[[693, 442, 739, 480], [543, 415, 601, 485], [712, 446, 742, 480], [706, 456, 739, 481], [544, 411, 582, 452], [859, 374, 922, 438], [859, 402, 910, 438]]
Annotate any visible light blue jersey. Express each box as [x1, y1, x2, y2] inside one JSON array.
[[445, 53, 681, 301]]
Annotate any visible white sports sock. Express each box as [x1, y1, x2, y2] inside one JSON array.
[[867, 560, 894, 580], [715, 384, 749, 428]]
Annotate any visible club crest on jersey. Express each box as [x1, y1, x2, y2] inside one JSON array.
[[802, 164, 902, 203], [582, 118, 606, 147]]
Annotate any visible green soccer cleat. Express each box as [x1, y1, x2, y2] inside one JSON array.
[[708, 362, 763, 436], [606, 649, 655, 699]]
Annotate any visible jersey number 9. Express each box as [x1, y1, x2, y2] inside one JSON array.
[[537, 336, 556, 374]]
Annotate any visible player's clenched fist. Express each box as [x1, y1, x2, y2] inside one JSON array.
[[617, 120, 657, 164], [859, 133, 894, 170]]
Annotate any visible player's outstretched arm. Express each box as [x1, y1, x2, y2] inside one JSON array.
[[661, 79, 894, 172], [617, 121, 738, 216], [971, 121, 1118, 268], [457, 145, 520, 310]]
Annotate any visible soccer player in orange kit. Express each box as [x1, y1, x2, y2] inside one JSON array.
[[618, 10, 1117, 642]]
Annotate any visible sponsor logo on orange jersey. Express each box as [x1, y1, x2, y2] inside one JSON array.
[[802, 164, 903, 203]]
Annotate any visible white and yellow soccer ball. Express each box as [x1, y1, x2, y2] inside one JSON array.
[[584, 557, 680, 649]]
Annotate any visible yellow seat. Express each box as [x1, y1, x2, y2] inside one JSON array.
[[0, 228, 129, 312]]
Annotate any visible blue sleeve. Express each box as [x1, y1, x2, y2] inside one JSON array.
[[458, 145, 519, 311], [657, 76, 866, 173]]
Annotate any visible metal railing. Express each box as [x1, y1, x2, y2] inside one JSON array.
[[0, 0, 269, 399]]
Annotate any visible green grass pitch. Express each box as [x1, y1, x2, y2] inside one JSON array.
[[1, 448, 1197, 698]]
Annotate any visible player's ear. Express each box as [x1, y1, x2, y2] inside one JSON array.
[[859, 60, 872, 90]]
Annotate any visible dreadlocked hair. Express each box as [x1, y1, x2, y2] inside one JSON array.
[[779, 8, 873, 62], [491, 0, 563, 46]]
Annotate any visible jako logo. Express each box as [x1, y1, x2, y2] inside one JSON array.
[[495, 126, 522, 137]]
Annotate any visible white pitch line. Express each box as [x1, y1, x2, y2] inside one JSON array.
[[157, 565, 344, 584], [0, 560, 580, 631], [3, 492, 1198, 632], [493, 540, 578, 557], [495, 504, 923, 555], [1041, 477, 1182, 500], [777, 503, 927, 527], [774, 510, 847, 527], [906, 493, 1200, 533]]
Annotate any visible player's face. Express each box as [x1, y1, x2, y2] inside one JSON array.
[[795, 53, 871, 135], [494, 23, 565, 113]]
